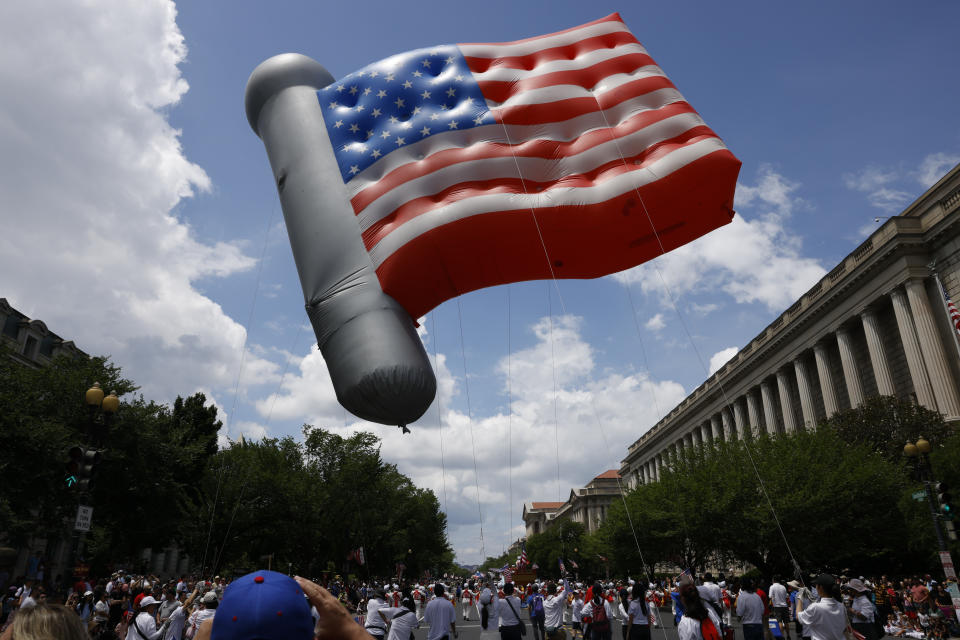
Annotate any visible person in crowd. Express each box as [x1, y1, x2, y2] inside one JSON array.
[[494, 582, 525, 640], [845, 579, 878, 640], [528, 584, 546, 640], [126, 595, 162, 640], [377, 587, 420, 640], [162, 584, 200, 640], [424, 583, 457, 640], [677, 574, 722, 640], [572, 590, 585, 639], [736, 578, 765, 640], [796, 574, 846, 640], [0, 603, 88, 640], [461, 582, 473, 621], [581, 581, 616, 640], [769, 577, 791, 640], [365, 586, 389, 639], [185, 591, 217, 639], [478, 580, 494, 630], [626, 583, 650, 640], [543, 578, 569, 640], [697, 573, 724, 626]]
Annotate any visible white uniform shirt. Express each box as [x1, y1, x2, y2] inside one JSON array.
[[543, 581, 568, 628], [380, 606, 419, 640], [794, 590, 817, 638], [367, 597, 389, 635], [424, 597, 456, 640], [573, 598, 584, 622], [737, 591, 765, 624], [770, 583, 789, 608], [126, 611, 163, 640], [678, 606, 723, 640], [796, 597, 847, 640]]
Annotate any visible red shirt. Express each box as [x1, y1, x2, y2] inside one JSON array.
[[756, 589, 770, 616]]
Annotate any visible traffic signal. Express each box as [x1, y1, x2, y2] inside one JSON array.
[[65, 445, 101, 492], [935, 482, 953, 518]]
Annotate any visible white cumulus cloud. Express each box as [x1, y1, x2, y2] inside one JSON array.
[[645, 313, 666, 331], [0, 1, 280, 405], [708, 347, 739, 375]]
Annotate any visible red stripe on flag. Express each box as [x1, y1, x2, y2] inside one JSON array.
[[464, 30, 640, 73], [361, 127, 720, 251], [476, 52, 658, 104], [494, 75, 677, 125], [350, 102, 702, 214], [374, 150, 740, 320]]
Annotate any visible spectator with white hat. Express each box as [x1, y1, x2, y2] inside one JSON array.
[[126, 595, 163, 640]]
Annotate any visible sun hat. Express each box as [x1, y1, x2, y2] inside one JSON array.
[[846, 579, 870, 593], [211, 570, 313, 640], [139, 596, 160, 608], [787, 580, 802, 590]]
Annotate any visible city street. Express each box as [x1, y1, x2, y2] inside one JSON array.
[[412, 608, 710, 640]]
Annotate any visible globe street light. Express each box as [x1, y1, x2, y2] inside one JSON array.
[[903, 437, 948, 552]]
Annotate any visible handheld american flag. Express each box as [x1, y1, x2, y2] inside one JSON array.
[[322, 13, 739, 319], [245, 14, 738, 426]]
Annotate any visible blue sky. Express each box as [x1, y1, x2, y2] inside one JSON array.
[[1, 0, 958, 564]]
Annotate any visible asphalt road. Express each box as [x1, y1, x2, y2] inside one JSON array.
[[409, 607, 740, 640]]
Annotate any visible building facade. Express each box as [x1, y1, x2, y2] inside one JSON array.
[[621, 164, 960, 487], [523, 470, 623, 536], [0, 298, 87, 365]]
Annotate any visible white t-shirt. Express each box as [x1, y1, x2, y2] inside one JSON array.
[[851, 595, 875, 623], [424, 597, 456, 640], [164, 605, 189, 640], [770, 583, 789, 608], [572, 599, 584, 622], [380, 606, 419, 640], [543, 583, 568, 628], [366, 597, 388, 635], [678, 606, 723, 640], [628, 599, 649, 625], [186, 608, 215, 638], [94, 599, 109, 622], [796, 597, 847, 640], [126, 611, 163, 640], [737, 591, 765, 624]]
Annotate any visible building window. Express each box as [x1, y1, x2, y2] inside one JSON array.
[[23, 335, 38, 359], [2, 315, 19, 339], [39, 337, 56, 358]]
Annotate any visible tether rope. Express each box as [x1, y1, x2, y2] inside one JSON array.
[[455, 298, 486, 561], [588, 97, 806, 582], [430, 310, 450, 515]]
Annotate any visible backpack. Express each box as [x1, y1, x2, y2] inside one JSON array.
[[592, 600, 610, 632], [532, 595, 545, 618]]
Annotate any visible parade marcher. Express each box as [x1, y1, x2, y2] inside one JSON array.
[[423, 583, 457, 640], [494, 582, 525, 640], [572, 590, 585, 639], [626, 583, 651, 640], [581, 582, 616, 640], [677, 575, 722, 640], [461, 583, 474, 621], [544, 578, 570, 640], [770, 577, 792, 640], [413, 584, 425, 623], [845, 579, 878, 640], [736, 579, 766, 640], [378, 589, 420, 640], [365, 587, 390, 639], [796, 575, 847, 640]]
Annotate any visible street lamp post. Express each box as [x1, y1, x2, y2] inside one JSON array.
[[904, 437, 948, 552]]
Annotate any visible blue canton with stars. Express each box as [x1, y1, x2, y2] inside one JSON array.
[[318, 44, 492, 183]]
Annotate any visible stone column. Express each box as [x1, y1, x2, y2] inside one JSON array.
[[836, 326, 865, 408], [732, 399, 746, 439], [906, 279, 960, 417], [746, 391, 761, 436], [776, 369, 798, 433], [793, 357, 817, 429], [692, 428, 702, 447], [711, 414, 723, 441], [700, 422, 712, 445], [721, 409, 734, 440], [891, 287, 938, 410], [861, 308, 896, 396], [654, 455, 661, 480], [813, 342, 839, 417], [760, 380, 778, 434]]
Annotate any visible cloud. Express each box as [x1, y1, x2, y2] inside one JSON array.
[[918, 152, 960, 188], [0, 1, 280, 404], [644, 313, 666, 331], [708, 347, 739, 375], [257, 314, 686, 563], [613, 166, 826, 312]]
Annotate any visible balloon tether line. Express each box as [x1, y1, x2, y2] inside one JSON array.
[[455, 298, 486, 561], [589, 96, 805, 582], [430, 311, 450, 516]]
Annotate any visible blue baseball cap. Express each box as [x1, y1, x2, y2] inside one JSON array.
[[211, 570, 313, 640]]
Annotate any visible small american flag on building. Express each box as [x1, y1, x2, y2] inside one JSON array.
[[519, 540, 529, 567], [318, 13, 739, 320], [940, 279, 960, 339]]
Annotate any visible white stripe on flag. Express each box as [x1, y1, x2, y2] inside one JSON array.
[[368, 137, 727, 268], [471, 42, 650, 83], [459, 18, 629, 58]]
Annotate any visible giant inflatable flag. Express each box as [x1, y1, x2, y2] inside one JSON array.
[[246, 14, 740, 427]]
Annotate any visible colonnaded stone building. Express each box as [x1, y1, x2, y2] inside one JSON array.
[[621, 163, 960, 487], [523, 470, 623, 536]]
